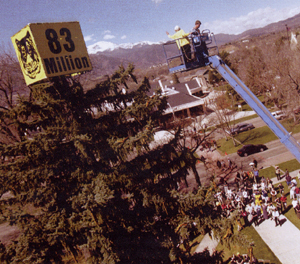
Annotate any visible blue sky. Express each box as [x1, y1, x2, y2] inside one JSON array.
[[2, 0, 300, 48]]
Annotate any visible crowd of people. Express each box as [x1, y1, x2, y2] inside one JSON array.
[[216, 167, 300, 227], [230, 252, 254, 264], [213, 163, 300, 263]]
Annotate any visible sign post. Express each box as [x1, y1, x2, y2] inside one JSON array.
[[11, 21, 92, 86]]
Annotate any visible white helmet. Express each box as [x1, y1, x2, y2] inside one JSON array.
[[174, 25, 180, 31]]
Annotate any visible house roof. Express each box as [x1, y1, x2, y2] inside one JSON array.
[[149, 80, 205, 113]]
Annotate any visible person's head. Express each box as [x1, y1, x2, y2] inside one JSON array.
[[174, 25, 180, 31], [195, 20, 201, 26]]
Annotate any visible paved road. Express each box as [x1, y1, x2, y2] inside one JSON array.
[[187, 131, 300, 189], [203, 110, 300, 172], [228, 131, 300, 170]]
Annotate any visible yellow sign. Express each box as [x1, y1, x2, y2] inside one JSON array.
[[11, 22, 92, 86]]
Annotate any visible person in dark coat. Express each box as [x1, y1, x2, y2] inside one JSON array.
[[217, 160, 221, 169], [295, 203, 300, 219], [253, 159, 258, 169]]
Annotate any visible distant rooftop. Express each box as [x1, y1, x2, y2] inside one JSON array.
[[149, 77, 213, 114]]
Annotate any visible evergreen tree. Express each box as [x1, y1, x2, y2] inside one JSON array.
[[0, 64, 247, 263]]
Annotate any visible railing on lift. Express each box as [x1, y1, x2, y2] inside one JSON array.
[[162, 29, 219, 74], [162, 40, 188, 73]]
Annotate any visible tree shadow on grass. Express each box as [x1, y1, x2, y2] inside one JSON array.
[[236, 128, 273, 145]]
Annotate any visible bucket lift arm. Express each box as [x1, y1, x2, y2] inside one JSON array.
[[209, 55, 300, 163]]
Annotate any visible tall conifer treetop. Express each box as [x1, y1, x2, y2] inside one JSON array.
[[0, 64, 247, 263]]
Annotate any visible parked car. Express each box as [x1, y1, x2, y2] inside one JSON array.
[[271, 110, 286, 120], [237, 144, 268, 157], [229, 123, 255, 135]]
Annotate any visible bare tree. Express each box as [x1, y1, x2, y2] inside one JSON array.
[[230, 31, 300, 124], [207, 92, 244, 147], [0, 46, 29, 144]]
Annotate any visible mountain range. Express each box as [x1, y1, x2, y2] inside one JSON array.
[[87, 13, 300, 75], [87, 40, 162, 54]]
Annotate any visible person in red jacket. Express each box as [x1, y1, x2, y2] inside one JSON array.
[[279, 194, 287, 213]]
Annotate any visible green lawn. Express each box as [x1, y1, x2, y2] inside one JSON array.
[[236, 95, 276, 110], [260, 159, 300, 231], [232, 114, 258, 123], [214, 113, 258, 131], [274, 180, 300, 230], [259, 166, 277, 180], [256, 160, 300, 180], [276, 159, 300, 173], [216, 225, 280, 263], [281, 118, 300, 134], [218, 126, 278, 155], [217, 119, 300, 155]]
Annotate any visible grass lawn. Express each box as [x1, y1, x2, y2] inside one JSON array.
[[217, 114, 300, 156], [236, 95, 274, 111], [276, 159, 300, 173], [216, 225, 280, 263], [218, 126, 278, 155], [233, 114, 258, 123], [259, 166, 277, 180], [214, 113, 258, 131], [281, 118, 300, 134], [274, 180, 300, 230]]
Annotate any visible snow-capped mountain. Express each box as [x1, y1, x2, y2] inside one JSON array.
[[87, 40, 162, 54]]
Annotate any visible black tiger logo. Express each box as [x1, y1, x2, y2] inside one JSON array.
[[15, 31, 41, 79]]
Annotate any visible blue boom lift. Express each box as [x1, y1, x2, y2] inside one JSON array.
[[163, 29, 218, 73], [163, 31, 300, 163]]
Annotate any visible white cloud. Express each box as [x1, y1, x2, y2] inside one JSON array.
[[207, 6, 300, 35], [103, 34, 116, 40], [121, 35, 127, 40], [103, 30, 111, 34], [84, 34, 94, 42], [152, 0, 163, 3]]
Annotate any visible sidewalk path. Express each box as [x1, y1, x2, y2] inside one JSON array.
[[270, 169, 298, 185], [193, 170, 300, 263], [253, 216, 300, 264], [194, 233, 218, 254]]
